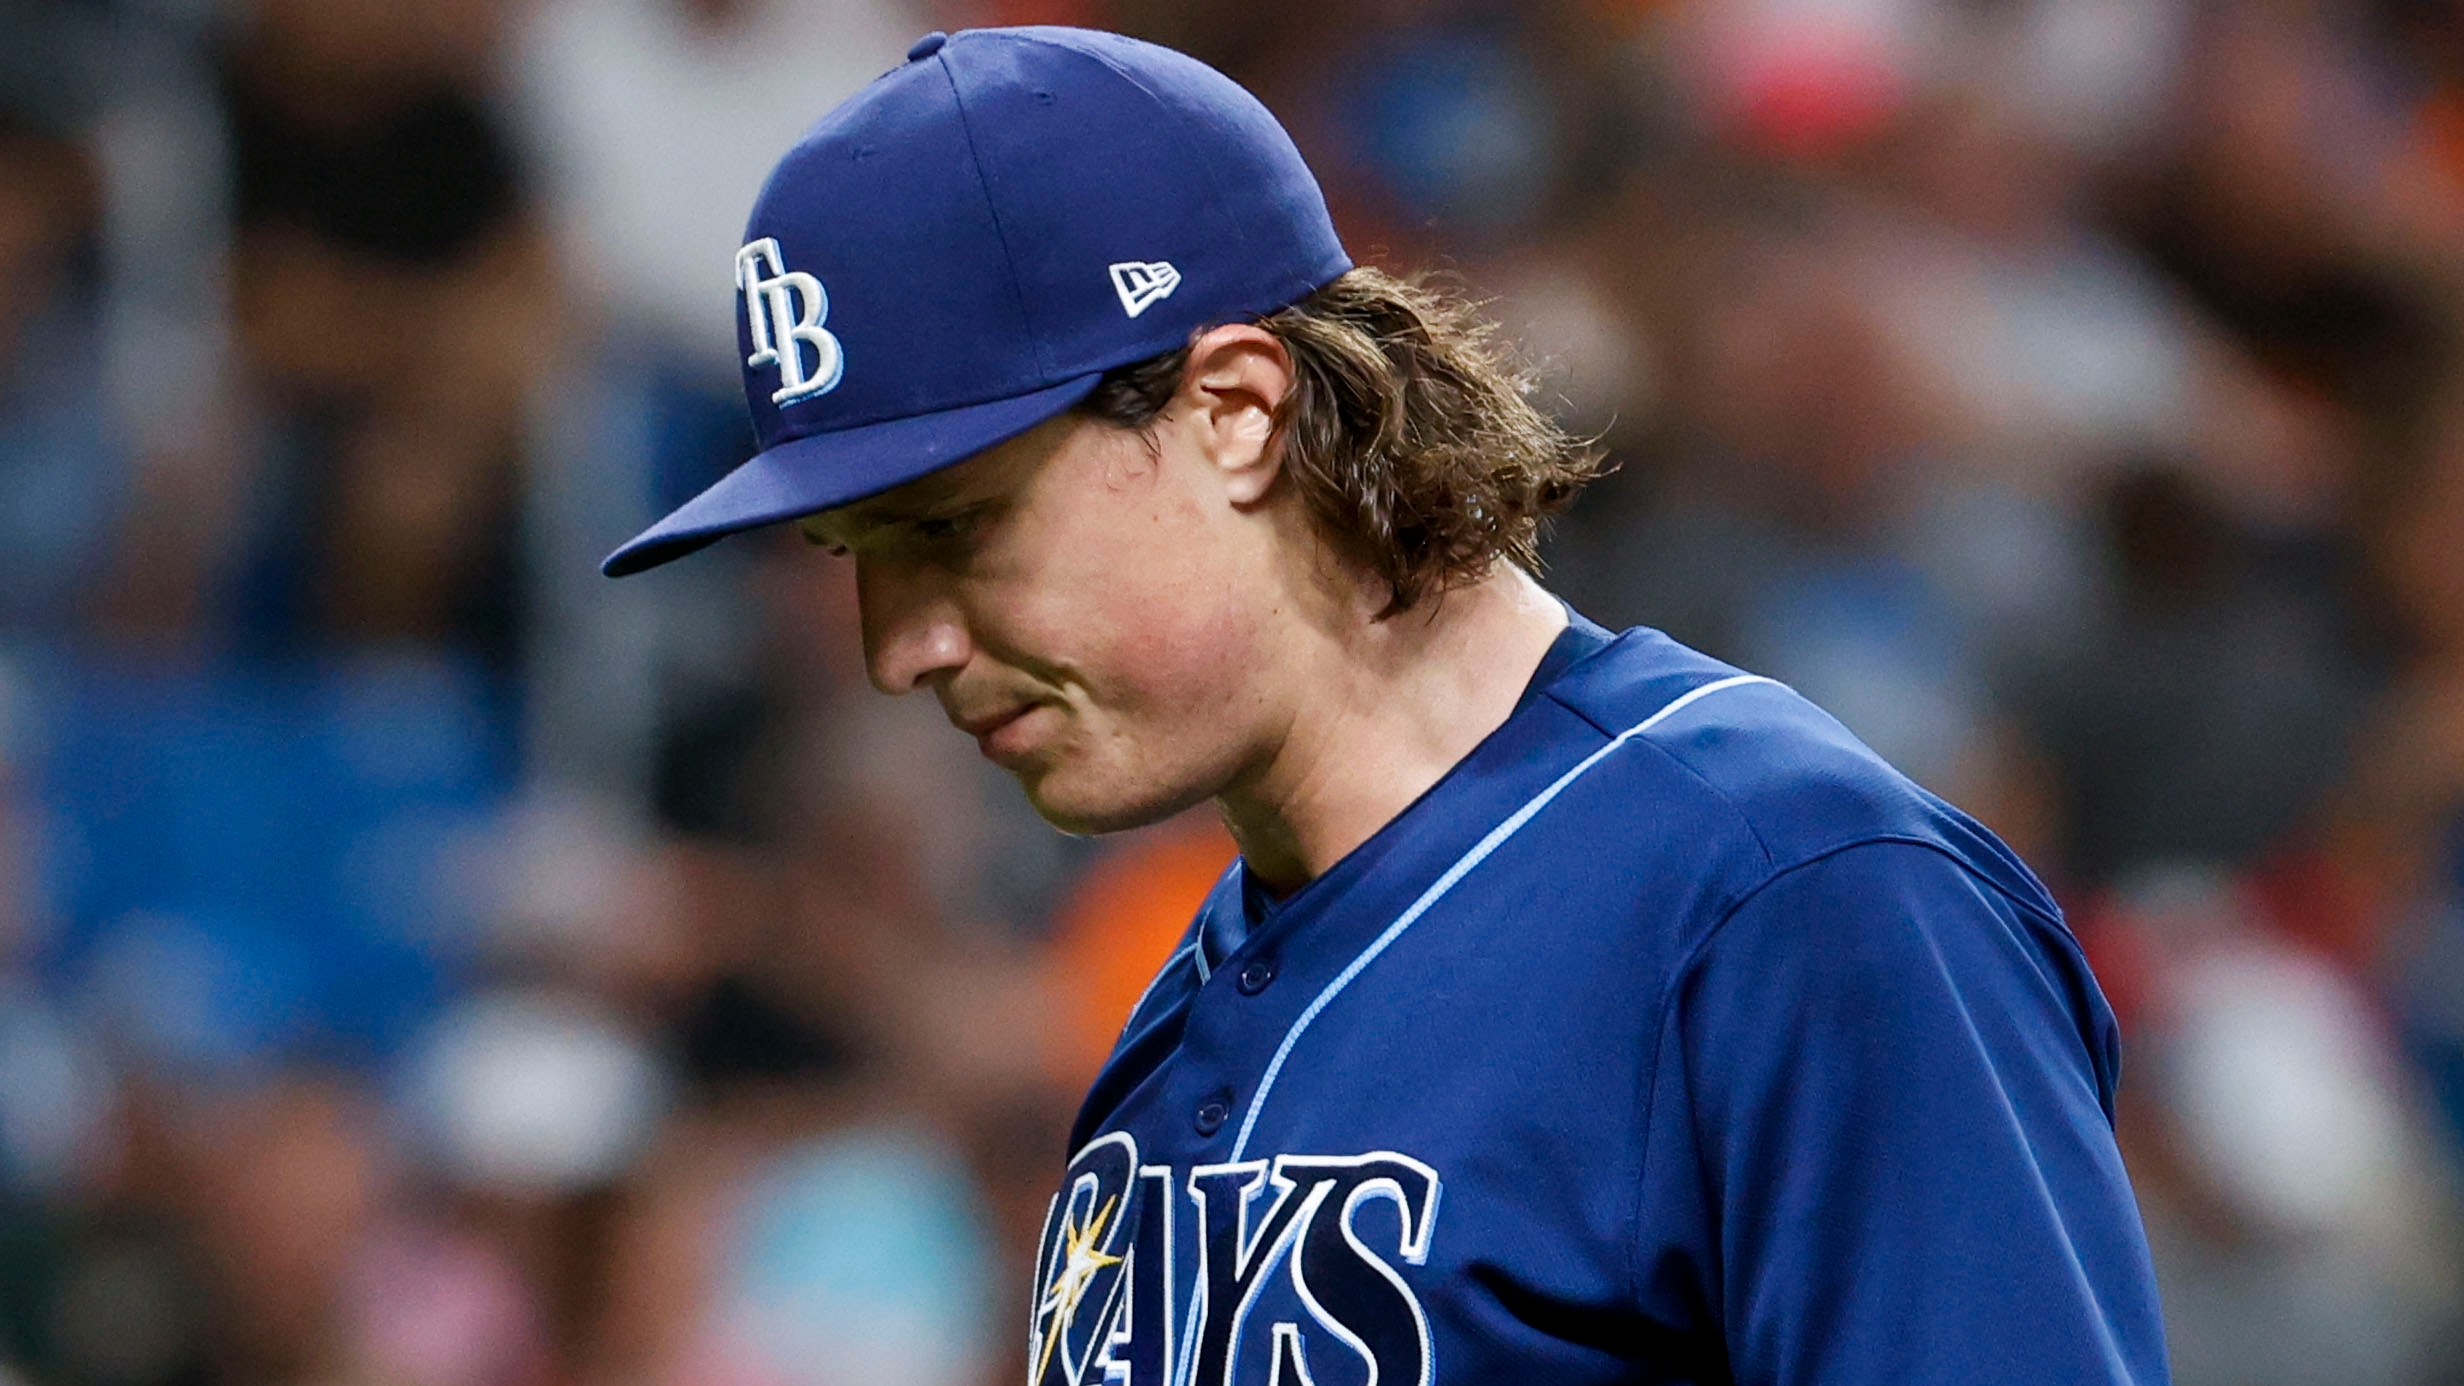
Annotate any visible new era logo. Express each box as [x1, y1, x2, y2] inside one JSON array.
[[1108, 260, 1181, 318]]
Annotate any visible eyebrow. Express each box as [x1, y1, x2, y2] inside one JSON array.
[[803, 482, 977, 544]]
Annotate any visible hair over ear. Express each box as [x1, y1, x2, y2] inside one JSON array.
[[1081, 266, 1607, 616]]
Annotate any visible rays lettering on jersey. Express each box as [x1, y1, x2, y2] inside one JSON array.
[[1028, 1133, 1440, 1386]]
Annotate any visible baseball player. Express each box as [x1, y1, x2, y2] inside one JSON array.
[[603, 25, 2170, 1386]]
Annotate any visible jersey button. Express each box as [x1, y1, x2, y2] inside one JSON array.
[[1235, 958, 1277, 995], [1194, 1096, 1231, 1136]]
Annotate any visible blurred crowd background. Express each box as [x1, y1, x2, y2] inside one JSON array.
[[2, 0, 2463, 1381]]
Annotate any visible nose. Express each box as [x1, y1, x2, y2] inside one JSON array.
[[856, 557, 972, 694]]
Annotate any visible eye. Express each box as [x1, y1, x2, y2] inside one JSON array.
[[907, 505, 987, 546]]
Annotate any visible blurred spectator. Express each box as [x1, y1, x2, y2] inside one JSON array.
[[221, 0, 548, 660], [2084, 868, 2464, 1386], [0, 114, 124, 635], [513, 0, 921, 381], [2031, 465, 2370, 887], [2342, 379, 2464, 1173], [507, 0, 921, 802], [692, 1126, 996, 1386]]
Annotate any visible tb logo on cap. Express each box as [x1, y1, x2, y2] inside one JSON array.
[[737, 238, 845, 404]]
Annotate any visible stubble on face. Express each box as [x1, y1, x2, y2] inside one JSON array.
[[814, 412, 1290, 837]]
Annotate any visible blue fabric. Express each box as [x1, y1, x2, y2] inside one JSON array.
[[605, 25, 1353, 576], [1030, 619, 2167, 1386], [1200, 609, 1617, 972], [1516, 606, 1616, 710]]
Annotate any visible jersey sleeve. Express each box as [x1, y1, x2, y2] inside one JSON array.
[[1639, 839, 2170, 1386]]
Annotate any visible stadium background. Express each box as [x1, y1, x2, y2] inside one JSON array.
[[3, 0, 2464, 1381]]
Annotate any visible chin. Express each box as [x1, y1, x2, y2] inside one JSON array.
[[1016, 762, 1213, 838]]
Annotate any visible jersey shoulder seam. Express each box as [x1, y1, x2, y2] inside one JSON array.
[[1624, 833, 2072, 1307], [1546, 683, 1782, 881], [1539, 683, 1623, 741], [1672, 834, 2063, 992]]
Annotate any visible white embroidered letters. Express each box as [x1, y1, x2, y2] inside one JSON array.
[[1030, 1135, 1440, 1386], [737, 237, 845, 404]]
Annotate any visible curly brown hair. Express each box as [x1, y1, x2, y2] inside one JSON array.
[[1079, 266, 1607, 615]]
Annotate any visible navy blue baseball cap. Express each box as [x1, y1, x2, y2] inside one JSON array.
[[601, 26, 1353, 577]]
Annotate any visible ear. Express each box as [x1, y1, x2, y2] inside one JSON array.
[[1174, 323, 1293, 506]]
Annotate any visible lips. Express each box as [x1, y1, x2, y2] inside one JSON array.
[[952, 704, 1033, 739], [952, 702, 1045, 761]]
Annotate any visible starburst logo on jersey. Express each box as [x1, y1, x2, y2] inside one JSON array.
[[1034, 1192, 1126, 1383], [737, 237, 845, 405], [1028, 1131, 1441, 1386]]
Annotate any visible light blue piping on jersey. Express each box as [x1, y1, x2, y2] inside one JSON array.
[[1227, 673, 1777, 1162]]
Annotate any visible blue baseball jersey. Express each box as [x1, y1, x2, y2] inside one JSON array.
[[1028, 615, 2169, 1386]]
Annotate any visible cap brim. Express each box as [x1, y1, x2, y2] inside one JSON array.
[[601, 372, 1106, 577]]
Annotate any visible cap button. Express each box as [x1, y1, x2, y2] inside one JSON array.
[[906, 31, 948, 61]]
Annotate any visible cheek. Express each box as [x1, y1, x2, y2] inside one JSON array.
[[1002, 480, 1252, 689], [1080, 517, 1262, 720], [968, 429, 1278, 764], [1020, 588, 1263, 831], [1100, 599, 1255, 732]]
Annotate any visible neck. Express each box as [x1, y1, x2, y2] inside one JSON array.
[[1216, 566, 1569, 894]]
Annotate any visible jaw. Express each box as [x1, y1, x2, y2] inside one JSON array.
[[1017, 766, 1221, 838], [1005, 706, 1269, 839]]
